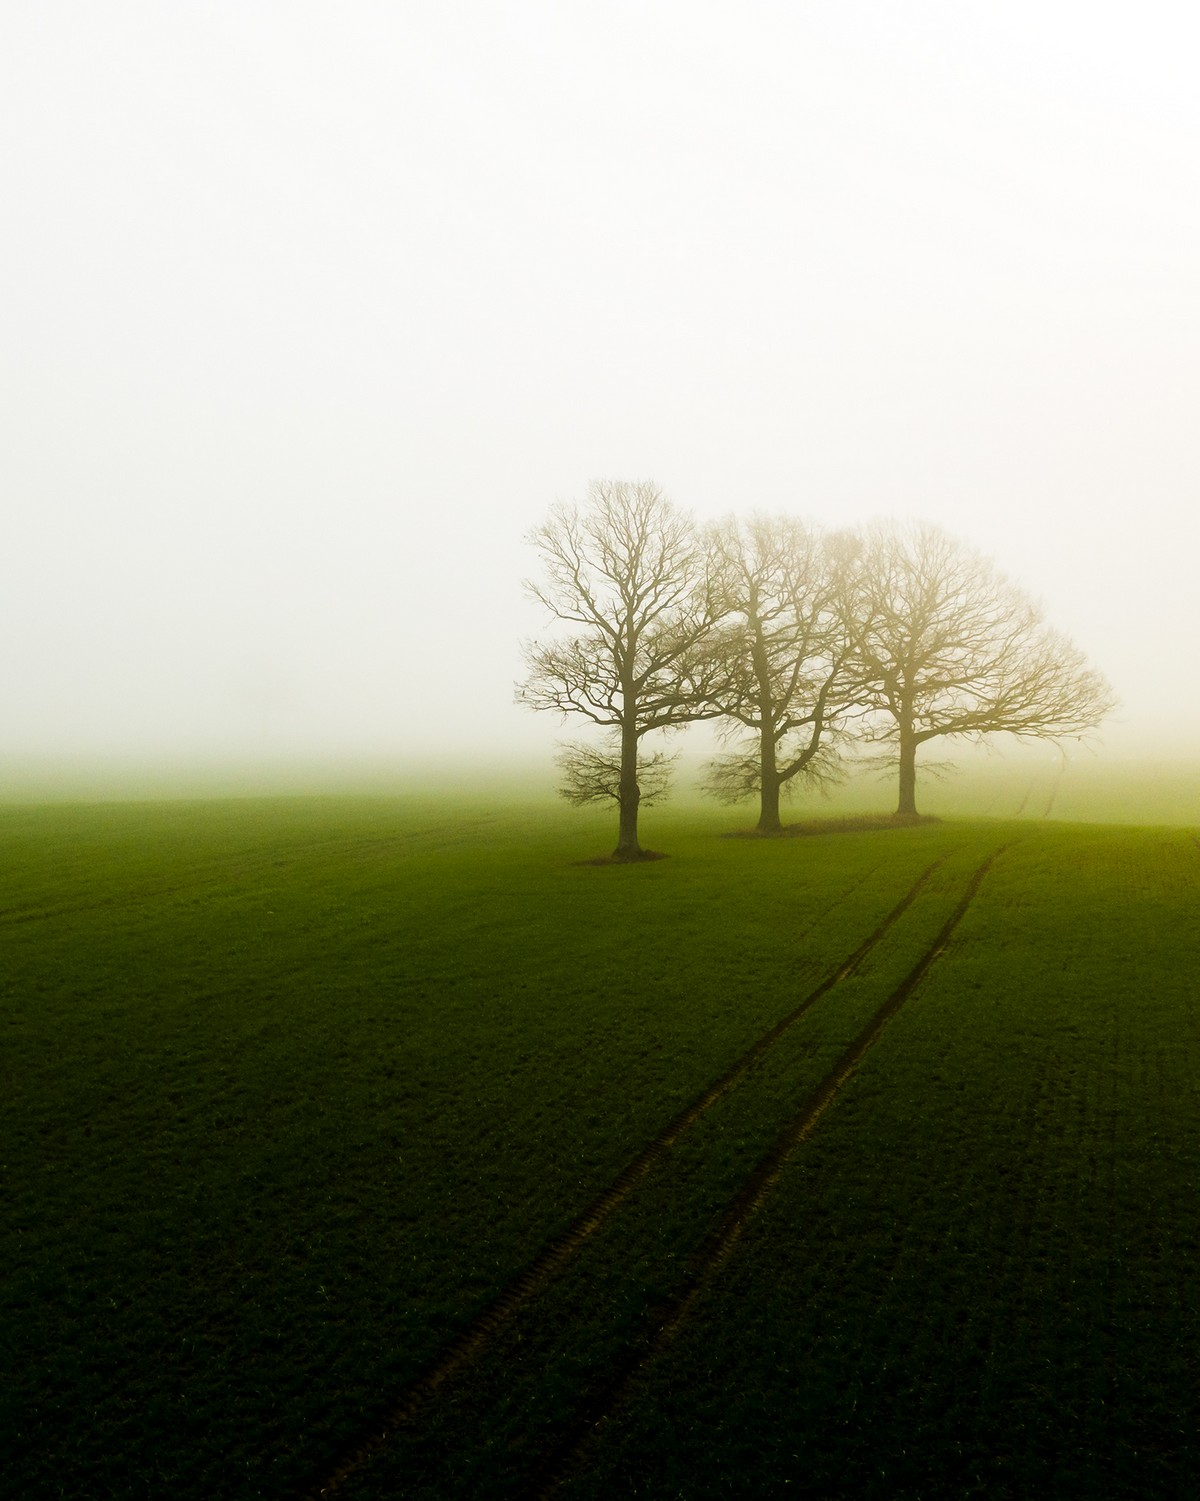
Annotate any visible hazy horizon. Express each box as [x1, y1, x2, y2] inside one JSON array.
[[5, 3, 1199, 779], [2, 735, 1196, 810]]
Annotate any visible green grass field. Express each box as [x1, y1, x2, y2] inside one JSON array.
[[4, 774, 1199, 1498]]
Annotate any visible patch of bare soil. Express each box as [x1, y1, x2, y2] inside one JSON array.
[[572, 850, 669, 866], [724, 813, 939, 839]]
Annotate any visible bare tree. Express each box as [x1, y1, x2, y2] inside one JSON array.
[[701, 516, 866, 833], [553, 740, 677, 810], [853, 522, 1116, 816], [518, 480, 722, 860]]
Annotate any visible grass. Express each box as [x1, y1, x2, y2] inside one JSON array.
[[3, 782, 1198, 1498], [560, 826, 1200, 1498]]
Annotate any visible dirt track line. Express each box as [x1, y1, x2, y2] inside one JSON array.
[[527, 846, 1004, 1500], [1043, 764, 1065, 819], [1013, 778, 1035, 818], [297, 857, 946, 1500]]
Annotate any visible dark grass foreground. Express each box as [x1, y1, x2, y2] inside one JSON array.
[[4, 796, 1199, 1499]]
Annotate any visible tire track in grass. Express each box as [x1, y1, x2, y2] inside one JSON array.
[[526, 846, 1005, 1500], [298, 857, 949, 1499]]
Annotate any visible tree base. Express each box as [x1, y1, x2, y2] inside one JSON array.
[[724, 813, 939, 839], [572, 849, 669, 866]]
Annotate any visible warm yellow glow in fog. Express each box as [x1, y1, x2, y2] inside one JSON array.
[[3, 3, 1198, 779]]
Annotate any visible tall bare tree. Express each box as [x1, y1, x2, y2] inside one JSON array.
[[518, 480, 721, 860], [701, 516, 866, 833], [853, 522, 1115, 816]]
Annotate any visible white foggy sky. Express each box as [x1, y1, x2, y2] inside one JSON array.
[[3, 2, 1198, 771]]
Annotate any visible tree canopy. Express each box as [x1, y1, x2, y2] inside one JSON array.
[[518, 480, 722, 859], [520, 488, 1115, 847], [851, 522, 1116, 815], [700, 516, 866, 833]]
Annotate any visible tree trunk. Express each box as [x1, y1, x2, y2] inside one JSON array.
[[756, 728, 783, 834], [613, 720, 642, 859], [896, 726, 918, 816]]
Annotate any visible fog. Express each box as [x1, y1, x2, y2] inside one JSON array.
[[4, 3, 1199, 792]]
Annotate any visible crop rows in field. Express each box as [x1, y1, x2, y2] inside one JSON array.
[[313, 843, 1006, 1500], [2, 802, 975, 1498], [302, 853, 967, 1495], [5, 801, 1199, 1499], [552, 831, 1200, 1500]]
